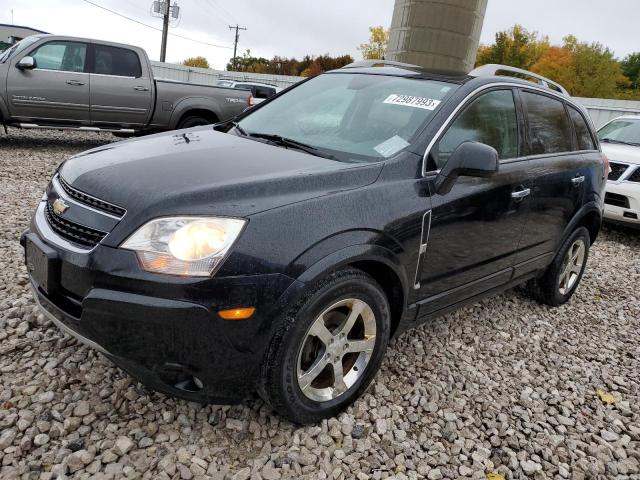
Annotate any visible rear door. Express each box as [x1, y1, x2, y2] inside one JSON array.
[[7, 40, 90, 123], [88, 43, 152, 127], [416, 88, 533, 314], [515, 90, 585, 266]]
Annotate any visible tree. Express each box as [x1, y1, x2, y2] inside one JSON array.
[[621, 53, 640, 89], [531, 46, 575, 92], [226, 50, 353, 76], [476, 25, 549, 70], [359, 26, 389, 60], [182, 56, 209, 69]]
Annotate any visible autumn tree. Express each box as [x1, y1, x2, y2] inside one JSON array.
[[226, 50, 353, 76], [359, 26, 389, 60], [531, 46, 575, 91], [182, 56, 209, 69], [476, 25, 549, 70], [621, 52, 640, 89]]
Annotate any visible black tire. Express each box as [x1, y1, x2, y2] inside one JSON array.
[[524, 227, 590, 306], [177, 116, 212, 129], [258, 268, 391, 424]]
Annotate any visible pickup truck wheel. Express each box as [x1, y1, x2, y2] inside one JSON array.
[[524, 227, 590, 307], [177, 116, 211, 129], [258, 268, 390, 424]]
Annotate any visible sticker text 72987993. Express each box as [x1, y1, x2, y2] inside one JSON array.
[[383, 94, 441, 111]]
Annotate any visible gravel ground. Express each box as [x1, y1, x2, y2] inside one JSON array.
[[0, 128, 639, 480]]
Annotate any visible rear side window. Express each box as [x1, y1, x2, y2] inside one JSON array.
[[255, 86, 275, 99], [436, 89, 519, 168], [93, 45, 142, 77], [31, 41, 87, 72], [568, 106, 596, 150], [522, 91, 573, 155]]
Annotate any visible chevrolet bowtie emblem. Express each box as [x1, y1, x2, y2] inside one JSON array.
[[52, 198, 69, 215]]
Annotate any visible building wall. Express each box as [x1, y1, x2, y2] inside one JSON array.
[[0, 24, 48, 44]]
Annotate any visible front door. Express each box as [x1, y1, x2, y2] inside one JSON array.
[[416, 88, 532, 315], [7, 40, 90, 123], [89, 43, 152, 127]]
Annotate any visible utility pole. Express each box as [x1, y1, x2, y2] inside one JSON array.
[[228, 24, 246, 70], [160, 0, 170, 62]]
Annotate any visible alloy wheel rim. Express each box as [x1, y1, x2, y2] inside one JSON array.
[[558, 239, 586, 295], [296, 298, 377, 402]]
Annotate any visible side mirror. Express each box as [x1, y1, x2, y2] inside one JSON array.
[[16, 56, 36, 70], [434, 141, 499, 195]]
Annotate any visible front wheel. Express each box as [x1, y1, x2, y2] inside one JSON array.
[[259, 269, 390, 424], [176, 116, 212, 129], [524, 227, 590, 306]]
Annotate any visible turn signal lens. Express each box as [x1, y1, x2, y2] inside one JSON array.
[[218, 307, 256, 320]]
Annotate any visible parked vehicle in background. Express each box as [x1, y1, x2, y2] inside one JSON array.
[[598, 115, 640, 228], [22, 61, 606, 424], [215, 79, 281, 104], [0, 35, 251, 134]]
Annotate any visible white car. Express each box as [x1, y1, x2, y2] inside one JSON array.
[[215, 80, 281, 105], [598, 115, 640, 228]]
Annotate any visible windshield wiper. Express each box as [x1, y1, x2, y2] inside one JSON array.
[[214, 120, 248, 136], [600, 138, 640, 146], [246, 132, 336, 159]]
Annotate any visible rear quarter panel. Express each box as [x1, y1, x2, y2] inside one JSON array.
[[152, 81, 249, 128]]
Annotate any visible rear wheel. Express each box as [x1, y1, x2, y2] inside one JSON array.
[[177, 116, 212, 129], [524, 227, 590, 306], [259, 269, 390, 424]]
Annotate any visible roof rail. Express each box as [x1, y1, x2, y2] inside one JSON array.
[[469, 64, 570, 96], [342, 59, 421, 70]]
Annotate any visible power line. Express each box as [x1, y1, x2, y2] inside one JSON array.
[[207, 0, 238, 25], [79, 0, 232, 50]]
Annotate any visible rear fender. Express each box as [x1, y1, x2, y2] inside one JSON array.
[[169, 97, 222, 129]]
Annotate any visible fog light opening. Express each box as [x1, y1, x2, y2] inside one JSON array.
[[156, 363, 204, 393]]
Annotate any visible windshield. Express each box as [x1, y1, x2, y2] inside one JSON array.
[[0, 36, 41, 63], [237, 72, 457, 162], [598, 118, 640, 146]]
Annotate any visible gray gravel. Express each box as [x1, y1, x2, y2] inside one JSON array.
[[1, 128, 639, 480]]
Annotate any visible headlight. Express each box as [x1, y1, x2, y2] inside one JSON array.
[[121, 217, 246, 276]]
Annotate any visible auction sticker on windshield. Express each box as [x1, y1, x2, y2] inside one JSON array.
[[383, 94, 441, 110]]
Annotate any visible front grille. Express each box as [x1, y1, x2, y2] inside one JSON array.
[[45, 202, 108, 248], [58, 176, 126, 218], [604, 192, 630, 209], [608, 162, 629, 181], [628, 167, 640, 183]]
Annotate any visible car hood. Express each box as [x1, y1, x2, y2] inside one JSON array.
[[601, 143, 640, 165], [58, 128, 382, 222]]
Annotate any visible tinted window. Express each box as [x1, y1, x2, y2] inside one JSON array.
[[436, 89, 519, 168], [238, 73, 456, 163], [31, 41, 86, 72], [568, 106, 596, 150], [255, 86, 274, 99], [522, 92, 572, 155], [94, 45, 141, 77]]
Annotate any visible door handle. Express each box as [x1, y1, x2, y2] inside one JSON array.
[[511, 188, 531, 200], [572, 175, 585, 186], [65, 80, 85, 86], [133, 86, 149, 91]]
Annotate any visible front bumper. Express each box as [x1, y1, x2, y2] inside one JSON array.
[[23, 210, 299, 403], [603, 181, 640, 227]]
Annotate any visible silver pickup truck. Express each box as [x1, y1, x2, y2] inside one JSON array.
[[0, 35, 251, 134]]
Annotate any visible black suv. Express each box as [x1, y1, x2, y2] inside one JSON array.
[[22, 61, 607, 423]]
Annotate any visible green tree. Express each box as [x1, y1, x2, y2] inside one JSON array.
[[182, 56, 209, 69], [476, 24, 549, 70], [621, 52, 640, 89], [359, 26, 389, 60]]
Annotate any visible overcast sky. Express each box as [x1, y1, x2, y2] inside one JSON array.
[[1, 0, 638, 70]]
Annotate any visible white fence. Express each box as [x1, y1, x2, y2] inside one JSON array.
[[150, 61, 302, 89], [574, 97, 640, 128], [151, 61, 640, 128]]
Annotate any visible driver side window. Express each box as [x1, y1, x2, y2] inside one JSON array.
[[434, 89, 519, 169]]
